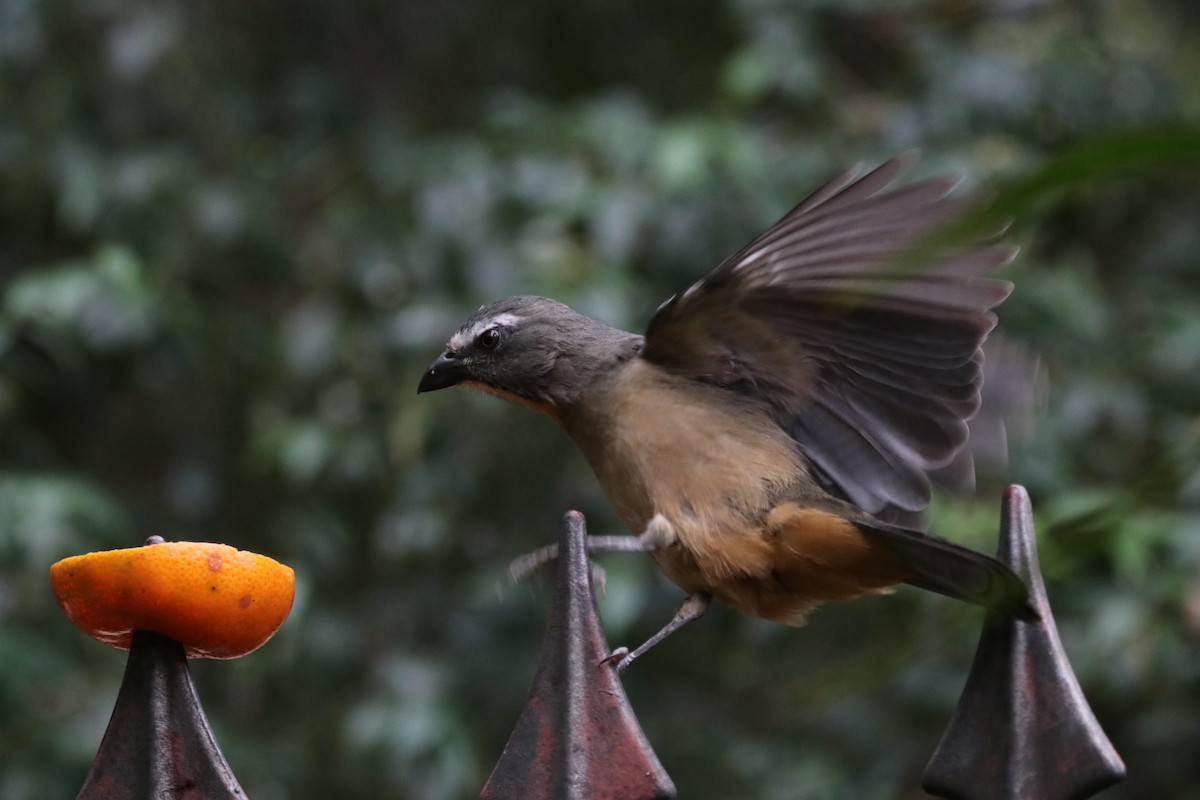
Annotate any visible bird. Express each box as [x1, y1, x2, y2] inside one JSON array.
[[417, 153, 1036, 671]]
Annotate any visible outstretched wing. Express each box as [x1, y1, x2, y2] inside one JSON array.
[[641, 154, 1014, 523]]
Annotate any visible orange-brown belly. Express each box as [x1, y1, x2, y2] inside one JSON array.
[[661, 502, 913, 626]]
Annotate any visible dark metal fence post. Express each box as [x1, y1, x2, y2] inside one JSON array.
[[77, 630, 247, 800], [923, 485, 1126, 800], [480, 510, 676, 800]]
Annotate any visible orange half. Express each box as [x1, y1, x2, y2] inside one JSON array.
[[51, 541, 295, 659]]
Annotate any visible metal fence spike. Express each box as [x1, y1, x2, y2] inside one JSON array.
[[481, 511, 677, 800], [78, 630, 248, 800], [923, 485, 1126, 800]]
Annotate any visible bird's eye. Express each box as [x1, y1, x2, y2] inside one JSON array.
[[475, 327, 502, 350]]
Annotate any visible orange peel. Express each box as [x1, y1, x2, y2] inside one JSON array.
[[50, 540, 295, 659]]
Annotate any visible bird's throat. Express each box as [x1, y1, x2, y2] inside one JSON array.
[[462, 380, 561, 423]]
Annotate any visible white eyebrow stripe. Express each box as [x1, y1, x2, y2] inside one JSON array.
[[488, 313, 523, 328], [447, 313, 524, 352]]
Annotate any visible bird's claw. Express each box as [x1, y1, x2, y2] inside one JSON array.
[[507, 543, 559, 583], [600, 646, 632, 673], [508, 544, 607, 592]]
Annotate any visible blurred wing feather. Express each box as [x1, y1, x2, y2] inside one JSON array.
[[642, 154, 1014, 522]]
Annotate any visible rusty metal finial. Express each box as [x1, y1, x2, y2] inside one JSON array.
[[481, 511, 676, 800], [77, 630, 247, 800], [922, 485, 1126, 800]]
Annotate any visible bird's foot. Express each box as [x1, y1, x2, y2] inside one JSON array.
[[599, 592, 711, 674], [507, 542, 560, 583], [599, 646, 633, 673], [507, 543, 609, 590], [506, 515, 676, 584]]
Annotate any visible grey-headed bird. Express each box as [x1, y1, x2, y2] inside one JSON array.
[[418, 155, 1035, 671]]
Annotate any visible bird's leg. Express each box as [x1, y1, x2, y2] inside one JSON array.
[[603, 592, 712, 673], [507, 514, 676, 583]]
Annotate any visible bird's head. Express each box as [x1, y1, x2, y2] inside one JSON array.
[[417, 295, 636, 414]]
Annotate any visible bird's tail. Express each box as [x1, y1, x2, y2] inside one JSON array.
[[851, 518, 1038, 620]]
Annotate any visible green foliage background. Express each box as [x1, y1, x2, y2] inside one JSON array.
[[2, 1, 1199, 798]]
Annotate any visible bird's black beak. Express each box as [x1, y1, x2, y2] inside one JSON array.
[[417, 352, 468, 394]]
